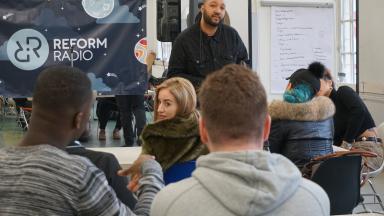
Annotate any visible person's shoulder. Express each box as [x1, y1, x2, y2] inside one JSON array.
[[175, 24, 199, 40], [337, 85, 356, 95], [269, 177, 329, 215], [60, 150, 98, 170], [42, 145, 99, 170], [221, 24, 238, 32], [27, 145, 100, 179], [299, 178, 328, 196], [151, 178, 201, 215], [221, 24, 241, 36], [156, 177, 200, 200], [336, 86, 360, 101], [295, 178, 330, 214]]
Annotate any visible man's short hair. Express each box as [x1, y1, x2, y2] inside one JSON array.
[[199, 64, 267, 143], [33, 65, 92, 113]]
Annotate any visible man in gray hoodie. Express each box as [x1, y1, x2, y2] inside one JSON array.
[[150, 64, 330, 216]]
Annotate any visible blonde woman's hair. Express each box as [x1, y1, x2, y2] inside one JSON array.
[[154, 77, 197, 121]]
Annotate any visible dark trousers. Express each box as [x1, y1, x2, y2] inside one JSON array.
[[96, 98, 121, 130], [116, 95, 146, 146]]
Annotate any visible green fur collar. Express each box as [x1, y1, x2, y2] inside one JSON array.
[[141, 113, 208, 171]]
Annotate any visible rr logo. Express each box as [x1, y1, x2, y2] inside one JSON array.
[[7, 29, 49, 71], [15, 37, 42, 62]]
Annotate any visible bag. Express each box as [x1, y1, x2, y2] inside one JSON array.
[[301, 150, 377, 180]]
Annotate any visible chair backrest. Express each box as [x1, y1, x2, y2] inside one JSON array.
[[311, 155, 362, 215], [163, 160, 196, 185], [378, 122, 384, 140]]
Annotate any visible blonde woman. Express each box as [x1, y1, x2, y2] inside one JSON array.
[[140, 77, 207, 171]]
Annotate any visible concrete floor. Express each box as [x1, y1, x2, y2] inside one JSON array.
[[355, 175, 384, 214], [0, 103, 154, 148], [0, 115, 127, 148]]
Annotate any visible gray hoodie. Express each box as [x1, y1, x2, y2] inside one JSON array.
[[151, 151, 330, 216]]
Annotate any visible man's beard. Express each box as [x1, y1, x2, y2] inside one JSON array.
[[202, 12, 223, 27]]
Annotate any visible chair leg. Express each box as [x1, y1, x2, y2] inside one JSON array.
[[97, 121, 100, 140], [19, 109, 28, 130], [368, 179, 384, 211], [360, 179, 384, 213]]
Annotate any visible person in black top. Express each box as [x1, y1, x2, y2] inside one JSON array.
[[308, 62, 377, 146], [66, 141, 138, 208], [309, 62, 382, 172], [329, 86, 377, 146], [167, 0, 248, 89]]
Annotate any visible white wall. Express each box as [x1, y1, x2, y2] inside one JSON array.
[[361, 94, 384, 125], [225, 0, 250, 54], [359, 0, 384, 125]]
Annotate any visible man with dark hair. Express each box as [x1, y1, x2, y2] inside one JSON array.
[[167, 0, 248, 89], [151, 64, 330, 216], [0, 65, 163, 215]]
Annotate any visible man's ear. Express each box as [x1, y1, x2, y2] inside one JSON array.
[[199, 117, 209, 145], [200, 4, 205, 14], [263, 114, 271, 141], [73, 112, 84, 129]]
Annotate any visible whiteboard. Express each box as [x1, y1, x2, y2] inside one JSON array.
[[270, 7, 335, 93]]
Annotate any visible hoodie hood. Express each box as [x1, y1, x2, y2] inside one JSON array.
[[192, 151, 302, 216]]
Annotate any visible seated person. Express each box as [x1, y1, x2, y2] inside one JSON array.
[[141, 77, 207, 171], [312, 61, 383, 172], [66, 140, 137, 209], [150, 64, 330, 216], [268, 67, 335, 169], [96, 97, 121, 140], [0, 65, 163, 215]]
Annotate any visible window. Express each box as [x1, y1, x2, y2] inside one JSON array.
[[156, 41, 172, 62], [339, 0, 356, 84]]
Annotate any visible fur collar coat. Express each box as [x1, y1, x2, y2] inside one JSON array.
[[141, 113, 208, 171], [269, 96, 335, 121], [268, 96, 335, 168]]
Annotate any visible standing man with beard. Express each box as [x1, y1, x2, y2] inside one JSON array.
[[167, 0, 248, 89]]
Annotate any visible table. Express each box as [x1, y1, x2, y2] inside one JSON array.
[[333, 145, 348, 152]]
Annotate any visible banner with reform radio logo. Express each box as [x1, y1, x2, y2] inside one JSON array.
[[0, 0, 147, 97]]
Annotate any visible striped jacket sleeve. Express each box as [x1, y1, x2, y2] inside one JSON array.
[[77, 159, 164, 216]]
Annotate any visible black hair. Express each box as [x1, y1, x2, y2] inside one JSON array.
[[33, 65, 92, 113], [308, 62, 326, 79], [308, 61, 335, 89]]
